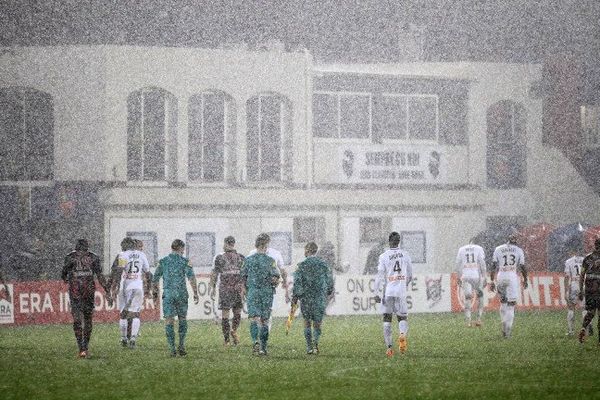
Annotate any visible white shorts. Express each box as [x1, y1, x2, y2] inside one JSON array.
[[462, 277, 483, 299], [567, 286, 581, 306], [380, 296, 408, 317], [119, 288, 144, 313], [496, 277, 519, 303]]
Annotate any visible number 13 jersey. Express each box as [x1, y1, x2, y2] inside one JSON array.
[[492, 244, 525, 281], [375, 247, 413, 298]]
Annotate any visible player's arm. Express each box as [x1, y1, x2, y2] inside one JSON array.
[[291, 268, 302, 304], [109, 256, 124, 299], [151, 262, 163, 302], [374, 255, 385, 303], [579, 257, 589, 300], [519, 263, 528, 289], [270, 261, 281, 287], [185, 262, 199, 304], [91, 254, 110, 293], [209, 255, 223, 300], [489, 260, 498, 292], [455, 250, 463, 286], [61, 255, 71, 284]]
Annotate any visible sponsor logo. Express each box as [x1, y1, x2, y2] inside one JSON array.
[[0, 284, 14, 324], [425, 275, 444, 308]]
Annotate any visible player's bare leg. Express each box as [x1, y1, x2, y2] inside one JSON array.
[[231, 308, 241, 345], [382, 313, 393, 357], [221, 308, 231, 346], [397, 315, 408, 354]]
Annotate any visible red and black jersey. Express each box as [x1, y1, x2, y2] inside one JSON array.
[[61, 250, 103, 300], [213, 250, 245, 293], [582, 251, 600, 296]]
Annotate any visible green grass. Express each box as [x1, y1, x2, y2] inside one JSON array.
[[0, 311, 598, 399]]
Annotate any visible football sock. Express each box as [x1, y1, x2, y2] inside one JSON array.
[[500, 303, 507, 334], [222, 318, 231, 342], [165, 324, 176, 352], [314, 327, 321, 345], [178, 320, 188, 348], [73, 316, 83, 350], [82, 313, 93, 350], [131, 318, 141, 338], [506, 306, 515, 336], [304, 327, 312, 349], [260, 325, 269, 350], [583, 311, 594, 329], [250, 321, 259, 343], [464, 299, 472, 322], [119, 319, 128, 339], [383, 322, 392, 347], [127, 318, 133, 339], [567, 310, 574, 332], [399, 320, 408, 336], [477, 296, 484, 319], [232, 313, 241, 332], [268, 316, 273, 331]]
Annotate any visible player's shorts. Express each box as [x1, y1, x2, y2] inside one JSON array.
[[300, 299, 327, 323], [462, 277, 483, 299], [162, 293, 189, 319], [496, 276, 519, 303], [119, 288, 144, 313], [246, 289, 274, 320], [585, 295, 600, 311], [218, 288, 243, 310], [380, 296, 408, 317]]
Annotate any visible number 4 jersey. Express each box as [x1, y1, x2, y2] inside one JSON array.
[[375, 247, 413, 298], [117, 250, 150, 291]]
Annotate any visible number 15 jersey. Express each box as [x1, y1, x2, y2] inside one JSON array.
[[117, 250, 150, 291], [375, 247, 413, 298]]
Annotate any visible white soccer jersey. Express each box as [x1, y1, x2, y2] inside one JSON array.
[[375, 247, 413, 298], [493, 243, 525, 281], [118, 250, 150, 291], [456, 244, 486, 280], [564, 256, 584, 290]]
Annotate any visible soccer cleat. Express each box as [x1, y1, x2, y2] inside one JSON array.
[[588, 325, 594, 336], [386, 347, 394, 358], [474, 321, 482, 328], [579, 328, 587, 344], [78, 350, 88, 359], [223, 339, 231, 347], [178, 347, 187, 356], [258, 349, 267, 356], [466, 321, 472, 328], [231, 331, 240, 346], [170, 350, 177, 357], [252, 341, 260, 355], [313, 342, 319, 355], [129, 340, 136, 349], [398, 333, 407, 354], [121, 338, 128, 348], [306, 348, 313, 355]]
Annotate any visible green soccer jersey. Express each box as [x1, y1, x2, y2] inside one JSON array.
[[153, 253, 194, 297], [293, 255, 334, 305], [241, 253, 280, 292]]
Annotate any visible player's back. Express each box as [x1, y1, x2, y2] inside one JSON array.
[[583, 251, 600, 295], [63, 251, 100, 297], [215, 250, 244, 290], [119, 250, 150, 290], [565, 256, 583, 284], [294, 256, 332, 298], [242, 253, 278, 290], [457, 244, 485, 278], [157, 253, 191, 294], [493, 244, 524, 279], [378, 248, 412, 298]]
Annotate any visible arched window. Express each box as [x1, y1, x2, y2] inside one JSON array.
[[188, 91, 235, 182], [486, 100, 527, 188], [246, 93, 292, 182], [127, 87, 177, 181], [0, 87, 54, 181]]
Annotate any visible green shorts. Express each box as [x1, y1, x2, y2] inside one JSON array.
[[246, 289, 274, 320], [300, 300, 326, 323], [162, 293, 189, 319]]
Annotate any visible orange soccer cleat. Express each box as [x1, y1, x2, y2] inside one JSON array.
[[398, 333, 407, 354]]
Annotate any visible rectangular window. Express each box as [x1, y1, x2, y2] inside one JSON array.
[[143, 91, 166, 181], [408, 96, 437, 140], [186, 232, 216, 271], [260, 96, 282, 181], [268, 231, 292, 265], [400, 231, 426, 263], [582, 105, 600, 148], [360, 217, 383, 244], [126, 231, 159, 268], [293, 217, 325, 243], [375, 95, 407, 140], [202, 93, 225, 182], [340, 94, 370, 139], [313, 93, 338, 138]]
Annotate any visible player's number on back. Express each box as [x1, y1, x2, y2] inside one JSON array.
[[127, 260, 140, 274], [393, 261, 401, 273], [465, 253, 475, 264], [502, 254, 516, 267]]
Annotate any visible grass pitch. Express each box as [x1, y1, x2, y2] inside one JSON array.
[[0, 310, 598, 400]]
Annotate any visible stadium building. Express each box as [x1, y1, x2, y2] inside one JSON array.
[[0, 45, 599, 280]]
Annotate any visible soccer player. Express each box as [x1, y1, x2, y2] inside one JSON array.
[[61, 239, 109, 358], [210, 236, 245, 346], [110, 237, 151, 348], [564, 251, 585, 336], [248, 233, 289, 329], [291, 242, 334, 354], [241, 234, 281, 355], [489, 234, 527, 338], [374, 232, 413, 357], [578, 238, 600, 344], [456, 241, 487, 327], [152, 239, 199, 357]]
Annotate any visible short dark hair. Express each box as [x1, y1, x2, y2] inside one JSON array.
[[508, 234, 518, 244], [389, 231, 401, 244], [305, 242, 318, 255], [171, 239, 185, 251], [224, 236, 236, 245], [75, 239, 89, 251], [120, 237, 135, 251], [255, 233, 270, 248]]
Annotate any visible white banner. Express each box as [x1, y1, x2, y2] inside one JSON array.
[[177, 274, 451, 320], [338, 144, 446, 184]]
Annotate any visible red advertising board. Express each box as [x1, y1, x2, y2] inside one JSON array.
[[0, 280, 159, 326], [451, 272, 568, 313]]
